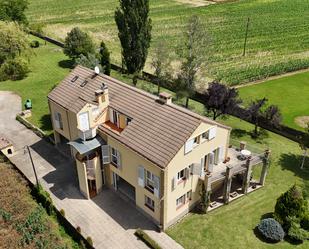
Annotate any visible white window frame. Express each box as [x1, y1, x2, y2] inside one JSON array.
[[54, 112, 63, 130], [177, 169, 186, 182], [186, 190, 192, 201], [201, 130, 210, 142], [145, 195, 155, 211], [176, 194, 186, 208], [145, 170, 155, 192], [111, 147, 121, 167]]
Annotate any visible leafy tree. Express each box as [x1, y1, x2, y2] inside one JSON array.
[[151, 41, 171, 94], [115, 0, 152, 85], [75, 53, 102, 71], [0, 58, 29, 81], [63, 27, 95, 60], [299, 123, 309, 170], [274, 185, 308, 228], [0, 0, 28, 25], [203, 81, 242, 120], [176, 15, 211, 108], [264, 105, 282, 128], [99, 41, 111, 75]]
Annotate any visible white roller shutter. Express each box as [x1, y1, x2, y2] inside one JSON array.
[[101, 145, 110, 164], [138, 166, 145, 187], [208, 152, 215, 173], [153, 175, 160, 198], [109, 109, 114, 123], [184, 139, 194, 154], [209, 126, 217, 140], [79, 112, 90, 131], [219, 146, 225, 162]]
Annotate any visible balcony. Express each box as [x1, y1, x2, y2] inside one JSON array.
[[78, 127, 97, 140]]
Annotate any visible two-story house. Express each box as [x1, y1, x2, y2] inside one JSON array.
[[48, 66, 267, 230]]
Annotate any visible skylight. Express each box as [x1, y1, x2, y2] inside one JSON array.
[[80, 80, 88, 87], [71, 75, 79, 82]]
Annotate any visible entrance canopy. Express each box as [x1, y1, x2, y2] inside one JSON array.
[[68, 136, 106, 155]]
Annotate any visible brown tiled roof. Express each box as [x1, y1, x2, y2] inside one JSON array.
[[48, 66, 231, 168]]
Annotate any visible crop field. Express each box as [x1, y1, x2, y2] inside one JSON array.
[[238, 71, 309, 131], [27, 0, 309, 85]]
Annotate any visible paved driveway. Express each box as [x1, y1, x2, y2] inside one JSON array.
[[0, 91, 183, 249]]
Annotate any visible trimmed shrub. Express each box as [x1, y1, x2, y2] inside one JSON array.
[[31, 184, 53, 215], [257, 218, 285, 242], [60, 209, 65, 217], [301, 214, 309, 231], [30, 40, 40, 48], [288, 217, 309, 242], [86, 236, 93, 246], [0, 58, 29, 81], [134, 229, 162, 249], [274, 185, 308, 227]]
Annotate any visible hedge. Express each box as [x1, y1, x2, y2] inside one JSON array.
[[134, 229, 162, 249]]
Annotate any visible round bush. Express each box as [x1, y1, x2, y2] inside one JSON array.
[[257, 218, 285, 242], [0, 58, 29, 81], [30, 40, 40, 48]]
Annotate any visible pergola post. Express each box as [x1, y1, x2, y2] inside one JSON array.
[[260, 149, 271, 186], [223, 165, 233, 204], [242, 158, 252, 194]]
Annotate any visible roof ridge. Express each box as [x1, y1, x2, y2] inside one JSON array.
[[77, 66, 230, 130]]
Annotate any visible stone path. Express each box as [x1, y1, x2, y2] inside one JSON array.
[[0, 91, 183, 249]]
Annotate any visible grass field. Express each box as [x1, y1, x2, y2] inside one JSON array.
[[26, 0, 309, 85], [238, 71, 309, 130], [0, 157, 80, 248]]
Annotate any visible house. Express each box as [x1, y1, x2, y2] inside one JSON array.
[[48, 65, 269, 230]]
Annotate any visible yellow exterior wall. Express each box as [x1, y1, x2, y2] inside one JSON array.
[[164, 123, 230, 227], [106, 135, 163, 224], [76, 160, 89, 199], [49, 100, 71, 140]]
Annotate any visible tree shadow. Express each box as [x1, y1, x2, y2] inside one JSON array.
[[278, 153, 309, 180], [260, 212, 274, 220], [58, 59, 75, 69], [250, 129, 269, 144], [231, 128, 250, 139], [40, 114, 53, 132]]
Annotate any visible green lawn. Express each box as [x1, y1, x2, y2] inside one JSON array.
[[167, 116, 309, 249], [0, 36, 70, 134], [238, 71, 309, 130], [27, 0, 309, 85]]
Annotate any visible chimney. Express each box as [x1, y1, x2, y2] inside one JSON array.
[[95, 83, 109, 106], [158, 92, 172, 104]]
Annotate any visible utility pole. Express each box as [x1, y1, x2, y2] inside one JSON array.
[[26, 145, 39, 186], [243, 17, 250, 57]]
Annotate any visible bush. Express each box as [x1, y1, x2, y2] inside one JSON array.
[[76, 226, 81, 233], [60, 209, 65, 217], [300, 214, 309, 231], [274, 185, 308, 227], [31, 184, 53, 215], [257, 218, 285, 242], [86, 236, 93, 246], [30, 40, 40, 48], [75, 53, 102, 71], [134, 229, 162, 249], [0, 58, 29, 81], [288, 217, 309, 242]]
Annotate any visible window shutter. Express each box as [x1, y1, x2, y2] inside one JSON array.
[[79, 112, 90, 131], [209, 126, 217, 140], [192, 163, 201, 175], [185, 167, 190, 179], [171, 176, 176, 191], [200, 157, 205, 177], [54, 113, 60, 129], [117, 151, 121, 169], [109, 109, 114, 123], [101, 145, 110, 164], [219, 146, 225, 162], [184, 139, 194, 154], [153, 175, 160, 198], [208, 152, 215, 173], [138, 166, 145, 187]]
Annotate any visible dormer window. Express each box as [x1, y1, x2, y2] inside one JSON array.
[[126, 117, 132, 125]]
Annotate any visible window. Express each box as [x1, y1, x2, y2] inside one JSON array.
[[176, 194, 186, 208], [145, 170, 155, 192], [54, 112, 63, 130], [113, 110, 119, 126], [201, 130, 210, 142], [111, 147, 121, 167], [92, 107, 100, 117], [145, 195, 154, 211], [193, 136, 200, 147], [186, 190, 192, 201], [177, 169, 186, 182]]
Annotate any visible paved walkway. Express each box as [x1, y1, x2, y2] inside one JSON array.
[[0, 91, 183, 249]]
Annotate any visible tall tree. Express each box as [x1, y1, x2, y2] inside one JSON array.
[[0, 0, 28, 25], [299, 123, 309, 170], [176, 15, 211, 108], [115, 0, 152, 85], [63, 27, 95, 60], [99, 41, 111, 76], [247, 98, 268, 137], [203, 81, 242, 120], [151, 41, 171, 94]]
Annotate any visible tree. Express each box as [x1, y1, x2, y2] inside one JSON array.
[[115, 0, 152, 85], [99, 41, 111, 76], [203, 81, 242, 120], [75, 53, 102, 71], [151, 41, 171, 94], [0, 0, 28, 25], [0, 21, 30, 81], [299, 123, 309, 169], [63, 27, 95, 60], [176, 15, 211, 108]]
